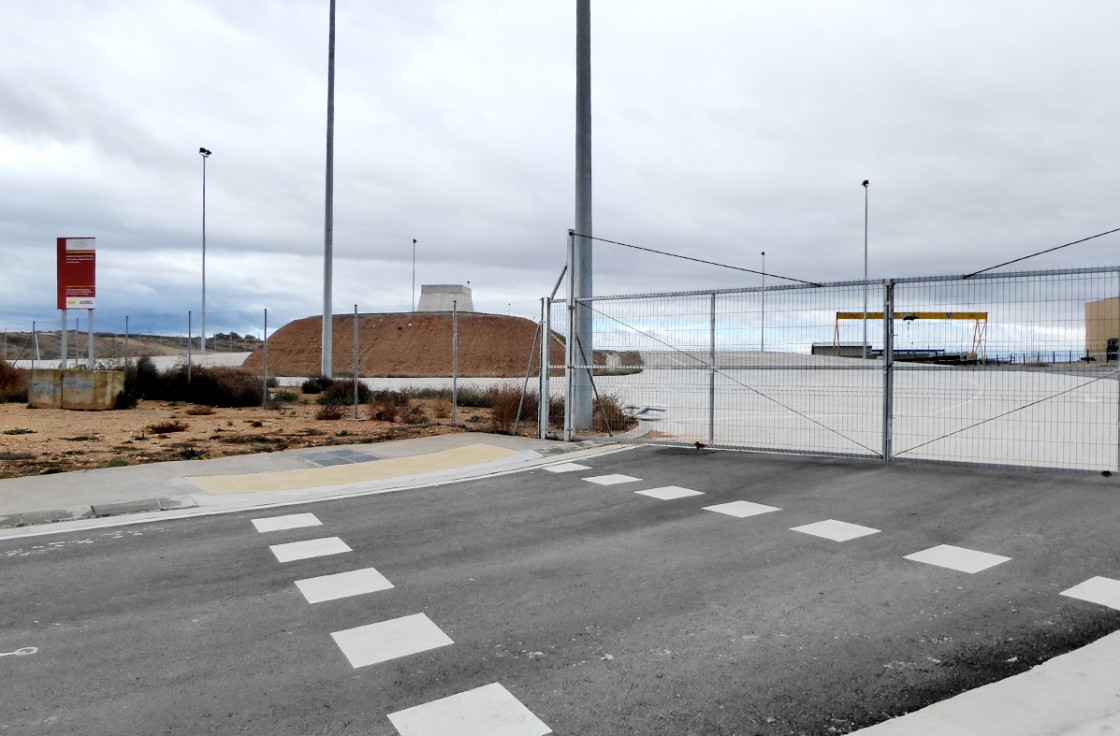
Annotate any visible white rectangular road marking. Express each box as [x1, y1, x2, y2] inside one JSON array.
[[269, 537, 352, 563], [252, 513, 322, 533], [583, 474, 642, 486], [388, 682, 551, 736], [636, 486, 705, 501], [792, 519, 880, 542], [1061, 576, 1120, 611], [544, 462, 591, 473], [295, 567, 394, 604], [331, 613, 453, 669], [904, 544, 1011, 574], [703, 500, 780, 518]]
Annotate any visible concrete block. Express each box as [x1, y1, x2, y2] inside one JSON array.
[[417, 284, 474, 312], [61, 370, 124, 411], [28, 369, 63, 408]]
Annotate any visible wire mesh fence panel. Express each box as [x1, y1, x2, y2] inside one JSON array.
[[559, 282, 883, 457], [552, 266, 1119, 473], [891, 269, 1120, 472]]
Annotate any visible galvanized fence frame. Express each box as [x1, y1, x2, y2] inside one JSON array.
[[546, 266, 1120, 474]]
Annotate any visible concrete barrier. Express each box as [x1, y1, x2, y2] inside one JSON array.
[[28, 369, 123, 410]]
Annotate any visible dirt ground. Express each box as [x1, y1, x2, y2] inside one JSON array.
[[0, 398, 498, 479]]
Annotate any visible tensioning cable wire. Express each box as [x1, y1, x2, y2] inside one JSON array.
[[963, 226, 1120, 278]]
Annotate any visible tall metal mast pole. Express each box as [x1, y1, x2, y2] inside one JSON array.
[[572, 0, 593, 430], [321, 0, 336, 378]]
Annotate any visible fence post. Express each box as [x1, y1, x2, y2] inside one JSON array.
[[353, 304, 360, 420], [261, 308, 268, 408], [187, 311, 192, 383], [87, 309, 94, 370], [709, 292, 716, 446], [882, 280, 895, 462], [1116, 272, 1120, 472], [124, 316, 129, 368], [451, 299, 459, 425], [539, 298, 550, 438]]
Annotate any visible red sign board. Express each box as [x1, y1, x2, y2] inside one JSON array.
[[57, 237, 96, 310]]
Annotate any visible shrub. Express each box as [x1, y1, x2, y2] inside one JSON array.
[[271, 390, 299, 403], [455, 387, 491, 408], [317, 379, 371, 406], [370, 390, 412, 407], [146, 420, 188, 434], [486, 384, 534, 433], [368, 399, 399, 422], [316, 404, 344, 420], [0, 359, 29, 403], [401, 405, 428, 425], [185, 405, 215, 416], [300, 376, 334, 394]]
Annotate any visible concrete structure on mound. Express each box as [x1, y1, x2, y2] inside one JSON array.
[[417, 284, 474, 313]]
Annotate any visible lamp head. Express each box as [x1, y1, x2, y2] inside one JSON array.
[[199, 147, 212, 157], [861, 180, 869, 187]]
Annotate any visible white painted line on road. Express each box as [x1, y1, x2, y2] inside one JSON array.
[[331, 613, 453, 669], [791, 519, 880, 542], [295, 567, 395, 604], [583, 474, 642, 486], [636, 486, 705, 501], [703, 500, 780, 518], [269, 537, 352, 563], [1061, 576, 1120, 611], [904, 544, 1010, 574], [388, 682, 551, 736], [251, 513, 321, 533], [544, 462, 591, 473]]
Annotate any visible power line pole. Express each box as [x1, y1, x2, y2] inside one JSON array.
[[571, 0, 594, 430]]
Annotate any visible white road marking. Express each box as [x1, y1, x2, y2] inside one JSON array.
[[583, 474, 642, 485], [904, 544, 1010, 574], [543, 462, 591, 473], [388, 682, 551, 736], [295, 567, 394, 604], [0, 647, 38, 658], [635, 486, 705, 501], [331, 613, 453, 669], [1061, 576, 1120, 611], [703, 500, 780, 518], [251, 513, 322, 533], [791, 519, 880, 542], [269, 537, 352, 563]]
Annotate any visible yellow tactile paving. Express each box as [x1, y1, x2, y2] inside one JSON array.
[[189, 444, 522, 494]]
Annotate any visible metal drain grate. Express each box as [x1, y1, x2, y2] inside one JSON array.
[[305, 448, 380, 467]]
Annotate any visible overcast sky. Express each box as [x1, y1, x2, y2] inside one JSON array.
[[2, 0, 1118, 336]]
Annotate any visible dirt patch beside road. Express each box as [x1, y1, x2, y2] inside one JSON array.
[[0, 398, 491, 479]]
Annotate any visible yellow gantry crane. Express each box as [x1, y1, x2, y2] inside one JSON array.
[[834, 311, 989, 363]]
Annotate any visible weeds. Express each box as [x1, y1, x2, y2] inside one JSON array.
[[185, 405, 215, 416], [316, 404, 344, 420], [3, 427, 35, 435], [146, 420, 188, 435], [317, 380, 371, 406]]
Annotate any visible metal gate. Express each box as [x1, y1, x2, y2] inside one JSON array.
[[543, 266, 1120, 474]]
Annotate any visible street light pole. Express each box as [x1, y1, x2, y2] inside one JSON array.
[[862, 179, 869, 359], [199, 147, 211, 355], [412, 238, 417, 311]]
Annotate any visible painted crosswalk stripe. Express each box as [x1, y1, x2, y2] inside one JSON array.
[[295, 567, 395, 604], [636, 486, 704, 501], [331, 613, 453, 669], [269, 537, 352, 563], [544, 462, 591, 473], [388, 682, 551, 736], [252, 513, 321, 533], [1061, 576, 1120, 611], [583, 474, 642, 486], [904, 544, 1010, 574], [791, 519, 880, 542], [703, 500, 780, 518]]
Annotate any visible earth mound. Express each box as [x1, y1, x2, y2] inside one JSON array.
[[242, 312, 565, 378]]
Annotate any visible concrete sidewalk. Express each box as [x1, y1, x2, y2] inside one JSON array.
[[0, 432, 616, 534]]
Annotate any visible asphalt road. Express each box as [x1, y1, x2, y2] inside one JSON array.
[[3, 447, 1119, 735]]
